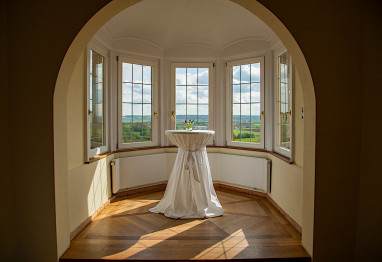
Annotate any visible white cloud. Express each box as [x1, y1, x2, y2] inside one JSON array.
[[232, 63, 261, 84]]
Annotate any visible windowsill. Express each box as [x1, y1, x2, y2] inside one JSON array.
[[86, 151, 114, 164], [86, 146, 293, 165], [269, 151, 293, 164]]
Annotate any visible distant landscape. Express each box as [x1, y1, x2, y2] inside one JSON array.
[[120, 114, 263, 143]]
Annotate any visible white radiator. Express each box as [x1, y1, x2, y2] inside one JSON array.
[[111, 153, 271, 194], [110, 158, 120, 194], [213, 154, 271, 193]]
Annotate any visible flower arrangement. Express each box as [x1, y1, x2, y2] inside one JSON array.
[[185, 119, 195, 131]]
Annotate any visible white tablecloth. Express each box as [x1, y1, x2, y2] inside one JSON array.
[[149, 130, 224, 219]]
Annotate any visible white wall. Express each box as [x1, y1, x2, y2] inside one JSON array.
[[116, 152, 269, 193], [68, 156, 112, 232]]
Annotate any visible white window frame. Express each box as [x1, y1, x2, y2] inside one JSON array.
[[86, 43, 110, 160], [273, 48, 293, 159], [117, 56, 159, 149], [170, 62, 215, 134], [226, 56, 265, 149]]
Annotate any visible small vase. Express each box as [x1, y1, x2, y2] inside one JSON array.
[[186, 127, 192, 131]]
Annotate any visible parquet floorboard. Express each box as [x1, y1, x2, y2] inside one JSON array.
[[60, 189, 310, 261]]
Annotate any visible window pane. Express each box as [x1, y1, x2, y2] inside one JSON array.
[[251, 103, 260, 143], [241, 64, 250, 83], [122, 103, 133, 143], [232, 104, 241, 141], [196, 105, 209, 130], [232, 85, 240, 103], [241, 84, 250, 103], [143, 84, 151, 103], [251, 63, 260, 82], [176, 68, 186, 85], [241, 104, 250, 142], [232, 66, 240, 84], [187, 104, 197, 120], [176, 85, 186, 104], [142, 104, 152, 142], [90, 50, 104, 149], [133, 104, 142, 122], [198, 85, 208, 104], [132, 104, 143, 142], [133, 84, 142, 103], [122, 83, 132, 103], [187, 68, 197, 85], [143, 66, 151, 84], [251, 83, 260, 103], [133, 64, 142, 83], [176, 104, 186, 130], [122, 63, 132, 83], [198, 68, 209, 85], [187, 85, 197, 104], [281, 83, 287, 102]]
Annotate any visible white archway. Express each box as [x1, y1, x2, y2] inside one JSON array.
[[53, 0, 316, 257]]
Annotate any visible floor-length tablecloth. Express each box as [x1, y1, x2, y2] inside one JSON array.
[[149, 130, 224, 219]]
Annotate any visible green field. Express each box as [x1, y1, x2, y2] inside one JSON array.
[[121, 115, 152, 143], [175, 115, 209, 130], [232, 122, 260, 142], [118, 114, 268, 143]]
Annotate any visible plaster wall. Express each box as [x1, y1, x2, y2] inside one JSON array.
[[68, 156, 113, 232]]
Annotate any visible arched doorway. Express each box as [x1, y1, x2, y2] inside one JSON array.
[[54, 0, 316, 258]]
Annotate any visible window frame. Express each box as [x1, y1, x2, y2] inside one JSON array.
[[117, 56, 159, 149], [226, 56, 265, 149], [170, 62, 215, 134], [273, 48, 293, 159], [86, 43, 110, 160]]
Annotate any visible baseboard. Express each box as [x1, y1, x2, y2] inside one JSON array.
[[113, 182, 168, 201], [70, 197, 114, 241], [265, 194, 302, 234], [214, 181, 267, 197]]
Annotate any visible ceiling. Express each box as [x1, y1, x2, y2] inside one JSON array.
[[103, 0, 276, 50]]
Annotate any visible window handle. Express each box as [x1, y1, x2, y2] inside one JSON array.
[[172, 111, 176, 119], [260, 110, 264, 120], [287, 110, 291, 120], [88, 110, 94, 120], [154, 112, 159, 120]]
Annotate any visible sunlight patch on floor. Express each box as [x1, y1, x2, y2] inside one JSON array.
[[101, 219, 207, 259], [95, 199, 160, 219], [193, 229, 248, 259]]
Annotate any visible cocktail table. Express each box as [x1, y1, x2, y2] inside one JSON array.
[[149, 130, 224, 219]]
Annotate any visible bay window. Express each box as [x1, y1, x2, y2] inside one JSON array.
[[85, 44, 294, 158]]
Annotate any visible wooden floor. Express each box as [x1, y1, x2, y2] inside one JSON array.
[[61, 189, 310, 261]]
